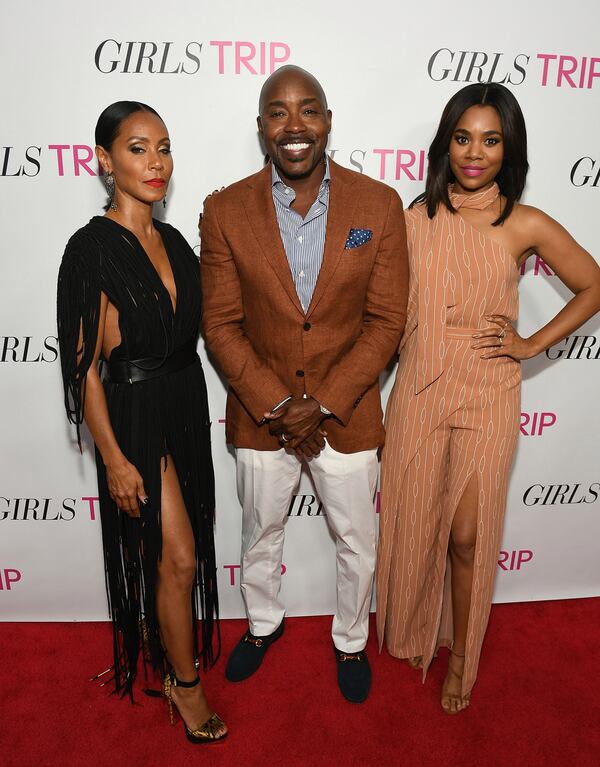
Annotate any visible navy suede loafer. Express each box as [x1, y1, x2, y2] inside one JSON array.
[[225, 619, 285, 682], [334, 646, 371, 703]]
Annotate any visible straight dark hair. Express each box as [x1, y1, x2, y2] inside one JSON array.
[[411, 83, 528, 226]]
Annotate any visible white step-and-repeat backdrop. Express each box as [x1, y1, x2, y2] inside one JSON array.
[[2, 0, 599, 620]]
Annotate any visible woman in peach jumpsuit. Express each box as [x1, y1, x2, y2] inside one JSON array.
[[376, 83, 600, 713]]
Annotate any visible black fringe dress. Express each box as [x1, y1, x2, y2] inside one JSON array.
[[57, 216, 219, 696]]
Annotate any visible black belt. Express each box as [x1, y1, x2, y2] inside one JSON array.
[[103, 341, 199, 384]]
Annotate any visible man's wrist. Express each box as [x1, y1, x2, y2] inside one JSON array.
[[259, 394, 293, 425], [271, 394, 294, 413]]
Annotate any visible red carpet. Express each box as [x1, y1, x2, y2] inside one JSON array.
[[2, 599, 599, 767]]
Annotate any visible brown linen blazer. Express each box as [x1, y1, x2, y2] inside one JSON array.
[[200, 158, 409, 453]]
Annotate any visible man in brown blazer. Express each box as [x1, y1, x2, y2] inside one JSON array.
[[201, 65, 408, 702]]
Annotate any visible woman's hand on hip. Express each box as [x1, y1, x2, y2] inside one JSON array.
[[472, 314, 539, 361]]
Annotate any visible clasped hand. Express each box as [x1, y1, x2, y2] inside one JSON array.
[[264, 397, 328, 457]]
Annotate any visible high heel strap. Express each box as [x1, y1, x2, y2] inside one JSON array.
[[170, 671, 200, 688]]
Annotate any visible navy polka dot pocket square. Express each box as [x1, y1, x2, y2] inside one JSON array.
[[345, 228, 373, 249]]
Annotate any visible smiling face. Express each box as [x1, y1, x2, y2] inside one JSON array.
[[448, 104, 504, 194], [257, 67, 332, 185], [96, 110, 173, 208]]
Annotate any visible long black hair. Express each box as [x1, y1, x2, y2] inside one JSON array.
[[412, 83, 528, 225]]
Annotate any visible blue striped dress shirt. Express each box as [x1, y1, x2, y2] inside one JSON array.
[[271, 157, 330, 313]]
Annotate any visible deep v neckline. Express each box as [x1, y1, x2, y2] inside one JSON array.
[[96, 216, 178, 315]]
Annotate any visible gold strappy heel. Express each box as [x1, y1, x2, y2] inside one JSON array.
[[163, 671, 227, 744]]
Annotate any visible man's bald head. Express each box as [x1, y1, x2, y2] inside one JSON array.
[[258, 65, 328, 116], [257, 65, 332, 184]]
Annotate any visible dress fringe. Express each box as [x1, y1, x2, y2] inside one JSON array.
[[57, 217, 220, 697]]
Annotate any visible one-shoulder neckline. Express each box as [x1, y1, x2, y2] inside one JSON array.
[[452, 210, 521, 276]]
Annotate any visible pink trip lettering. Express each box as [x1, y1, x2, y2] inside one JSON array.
[[520, 412, 557, 437], [520, 255, 554, 277], [81, 496, 100, 520], [209, 41, 290, 74], [224, 563, 286, 586], [0, 568, 22, 590], [72, 145, 96, 176], [498, 550, 533, 571], [48, 145, 99, 176], [374, 149, 426, 181], [537, 54, 600, 88]]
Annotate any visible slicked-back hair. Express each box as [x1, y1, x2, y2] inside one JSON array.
[[95, 101, 164, 210], [411, 83, 528, 226], [95, 100, 162, 152]]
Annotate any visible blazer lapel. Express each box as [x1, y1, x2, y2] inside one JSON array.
[[305, 162, 358, 318], [242, 165, 304, 316]]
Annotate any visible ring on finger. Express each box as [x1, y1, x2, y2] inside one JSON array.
[[280, 433, 289, 443], [499, 328, 506, 340]]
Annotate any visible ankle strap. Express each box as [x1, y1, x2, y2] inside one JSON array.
[[171, 671, 200, 688]]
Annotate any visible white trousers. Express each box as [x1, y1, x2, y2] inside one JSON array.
[[236, 442, 378, 653]]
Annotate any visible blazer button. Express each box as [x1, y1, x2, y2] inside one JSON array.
[[303, 322, 311, 331], [296, 370, 305, 377]]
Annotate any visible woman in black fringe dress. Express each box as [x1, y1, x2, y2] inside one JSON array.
[[57, 101, 227, 743]]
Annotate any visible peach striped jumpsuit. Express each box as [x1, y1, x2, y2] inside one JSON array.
[[376, 183, 521, 696]]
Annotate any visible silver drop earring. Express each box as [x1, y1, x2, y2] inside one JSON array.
[[163, 195, 167, 209], [104, 171, 118, 211]]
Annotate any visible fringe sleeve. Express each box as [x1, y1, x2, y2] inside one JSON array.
[[57, 231, 102, 451]]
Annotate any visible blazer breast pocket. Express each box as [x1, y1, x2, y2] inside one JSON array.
[[344, 228, 373, 249]]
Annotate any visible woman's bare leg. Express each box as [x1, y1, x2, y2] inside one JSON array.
[[156, 456, 226, 735], [442, 474, 478, 714]]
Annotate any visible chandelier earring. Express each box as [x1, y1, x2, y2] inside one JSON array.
[[104, 171, 118, 211]]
